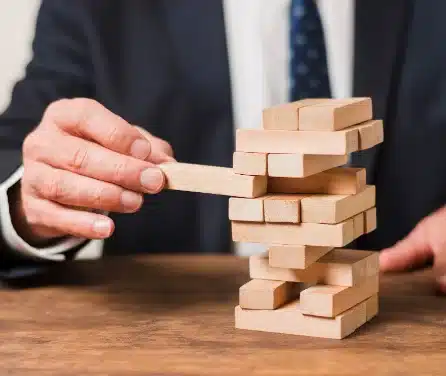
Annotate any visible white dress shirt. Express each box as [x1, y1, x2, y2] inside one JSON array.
[[0, 0, 354, 262], [224, 0, 354, 255]]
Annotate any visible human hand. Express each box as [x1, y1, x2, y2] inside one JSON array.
[[380, 205, 446, 293], [17, 98, 174, 244]]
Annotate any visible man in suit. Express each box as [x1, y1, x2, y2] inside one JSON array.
[[0, 0, 445, 289]]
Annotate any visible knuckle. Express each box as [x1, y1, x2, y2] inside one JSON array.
[[44, 99, 71, 118], [44, 98, 101, 131], [70, 98, 110, 136], [89, 189, 103, 208], [41, 172, 66, 201], [111, 159, 129, 184], [68, 147, 89, 171], [70, 98, 100, 114], [22, 132, 37, 157], [22, 130, 53, 160], [90, 185, 117, 208], [106, 124, 122, 146]]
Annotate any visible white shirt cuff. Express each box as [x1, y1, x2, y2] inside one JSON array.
[[0, 166, 104, 262]]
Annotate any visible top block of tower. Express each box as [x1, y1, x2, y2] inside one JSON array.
[[236, 119, 382, 155], [263, 97, 373, 132]]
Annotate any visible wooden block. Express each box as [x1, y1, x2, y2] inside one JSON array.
[[365, 294, 379, 321], [229, 197, 264, 222], [268, 167, 366, 195], [268, 245, 334, 269], [338, 298, 369, 339], [262, 99, 328, 131], [239, 279, 300, 310], [159, 162, 267, 198], [364, 207, 377, 234], [353, 213, 365, 239], [349, 120, 384, 150], [319, 249, 379, 286], [300, 185, 375, 224], [235, 295, 375, 339], [298, 98, 373, 131], [250, 249, 378, 287], [229, 191, 377, 225], [250, 253, 323, 284], [236, 128, 359, 155], [233, 152, 267, 176], [264, 194, 306, 224], [268, 154, 348, 178], [300, 274, 379, 318], [232, 218, 359, 247]]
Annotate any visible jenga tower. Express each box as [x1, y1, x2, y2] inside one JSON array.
[[231, 98, 383, 339], [159, 97, 383, 339]]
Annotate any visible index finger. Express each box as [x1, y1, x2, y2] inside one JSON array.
[[43, 98, 152, 161]]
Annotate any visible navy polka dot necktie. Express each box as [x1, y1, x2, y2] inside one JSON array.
[[290, 0, 332, 101]]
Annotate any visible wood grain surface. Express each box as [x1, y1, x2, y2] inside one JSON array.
[[0, 255, 445, 375]]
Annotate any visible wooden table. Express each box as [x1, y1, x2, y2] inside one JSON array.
[[0, 255, 445, 375]]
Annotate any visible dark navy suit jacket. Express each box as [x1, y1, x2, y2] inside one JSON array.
[[0, 0, 445, 268]]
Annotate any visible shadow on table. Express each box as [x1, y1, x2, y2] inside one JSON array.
[[1, 255, 249, 313], [4, 257, 446, 322]]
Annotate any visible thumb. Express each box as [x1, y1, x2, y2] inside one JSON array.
[[380, 222, 433, 273]]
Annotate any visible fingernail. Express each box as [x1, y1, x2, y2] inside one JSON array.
[[121, 191, 143, 212], [93, 219, 112, 238], [130, 139, 151, 160], [140, 168, 165, 193]]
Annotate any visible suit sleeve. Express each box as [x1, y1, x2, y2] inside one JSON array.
[[0, 0, 103, 269]]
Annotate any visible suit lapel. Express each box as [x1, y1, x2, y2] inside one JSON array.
[[352, 0, 411, 182]]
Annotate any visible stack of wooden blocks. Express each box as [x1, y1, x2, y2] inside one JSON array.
[[159, 97, 383, 340], [231, 98, 383, 339]]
